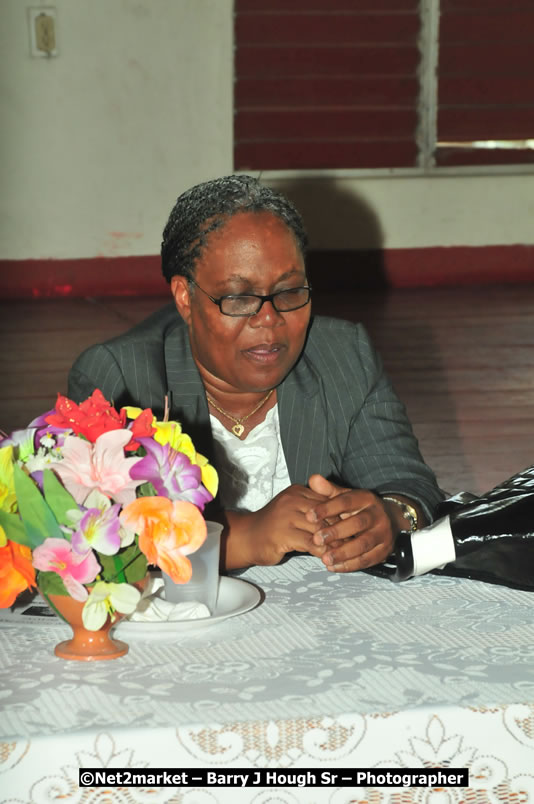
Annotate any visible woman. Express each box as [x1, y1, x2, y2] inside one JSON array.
[[68, 175, 444, 572]]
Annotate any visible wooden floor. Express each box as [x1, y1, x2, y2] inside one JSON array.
[[2, 284, 534, 497]]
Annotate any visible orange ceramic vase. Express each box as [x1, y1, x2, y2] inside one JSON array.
[[45, 592, 129, 661]]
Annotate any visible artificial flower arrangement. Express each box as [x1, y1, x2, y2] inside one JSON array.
[[0, 390, 218, 630]]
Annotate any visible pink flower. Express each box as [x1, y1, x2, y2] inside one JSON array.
[[49, 430, 143, 506], [32, 538, 100, 601]]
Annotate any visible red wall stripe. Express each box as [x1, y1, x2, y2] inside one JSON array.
[[2, 246, 532, 299], [0, 256, 167, 299]]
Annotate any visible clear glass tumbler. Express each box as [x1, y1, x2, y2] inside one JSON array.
[[162, 520, 222, 615]]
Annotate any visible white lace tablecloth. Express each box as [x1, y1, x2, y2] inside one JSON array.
[[2, 556, 534, 803]]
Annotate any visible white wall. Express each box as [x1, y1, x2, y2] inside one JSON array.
[[265, 173, 534, 251], [0, 0, 234, 260], [1, 0, 532, 262]]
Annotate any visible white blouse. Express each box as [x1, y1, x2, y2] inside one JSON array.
[[209, 404, 291, 512]]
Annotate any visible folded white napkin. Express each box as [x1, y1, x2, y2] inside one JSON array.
[[128, 576, 210, 623]]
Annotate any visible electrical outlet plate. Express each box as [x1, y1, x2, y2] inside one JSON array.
[[28, 7, 58, 58]]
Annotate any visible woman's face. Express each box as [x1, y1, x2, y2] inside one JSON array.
[[171, 211, 311, 395]]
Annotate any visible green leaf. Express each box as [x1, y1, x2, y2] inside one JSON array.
[[98, 552, 118, 582], [43, 469, 79, 528], [136, 481, 157, 498], [16, 429, 38, 463], [36, 571, 70, 622], [99, 544, 147, 584], [123, 544, 148, 583], [13, 464, 63, 548], [36, 569, 69, 596], [0, 510, 30, 546]]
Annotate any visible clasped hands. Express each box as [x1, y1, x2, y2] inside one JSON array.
[[249, 474, 397, 572], [305, 474, 395, 572]]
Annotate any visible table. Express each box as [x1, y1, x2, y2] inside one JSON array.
[[2, 555, 534, 803]]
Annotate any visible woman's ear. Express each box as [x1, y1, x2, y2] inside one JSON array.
[[171, 275, 192, 324]]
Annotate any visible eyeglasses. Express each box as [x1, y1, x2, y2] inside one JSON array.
[[189, 279, 312, 317]]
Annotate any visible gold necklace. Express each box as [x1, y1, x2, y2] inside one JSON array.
[[205, 388, 274, 437]]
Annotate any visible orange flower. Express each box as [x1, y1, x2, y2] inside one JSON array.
[[120, 497, 206, 584], [0, 541, 36, 608]]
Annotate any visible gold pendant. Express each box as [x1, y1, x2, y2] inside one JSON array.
[[232, 423, 245, 437]]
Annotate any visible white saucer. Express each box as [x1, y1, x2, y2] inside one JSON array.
[[114, 576, 261, 639]]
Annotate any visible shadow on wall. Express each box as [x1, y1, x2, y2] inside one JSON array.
[[269, 177, 475, 495], [269, 178, 389, 290]]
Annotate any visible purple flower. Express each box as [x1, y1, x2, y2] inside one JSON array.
[[131, 438, 212, 511], [29, 410, 55, 427], [0, 428, 37, 451], [29, 409, 72, 448], [30, 470, 44, 491], [71, 504, 122, 556]]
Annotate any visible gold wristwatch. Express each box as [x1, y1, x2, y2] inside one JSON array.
[[382, 496, 419, 532]]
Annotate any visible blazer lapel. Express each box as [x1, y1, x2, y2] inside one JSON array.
[[278, 350, 331, 485], [163, 319, 214, 462]]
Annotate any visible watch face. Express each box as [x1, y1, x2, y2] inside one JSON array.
[[383, 496, 418, 531]]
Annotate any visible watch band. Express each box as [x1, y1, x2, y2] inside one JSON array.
[[382, 496, 419, 532]]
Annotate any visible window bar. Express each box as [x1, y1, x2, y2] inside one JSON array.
[[417, 0, 440, 170]]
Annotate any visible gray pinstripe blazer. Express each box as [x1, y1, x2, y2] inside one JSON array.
[[68, 304, 444, 518]]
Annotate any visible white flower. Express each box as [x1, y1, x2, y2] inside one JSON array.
[[40, 434, 56, 449], [23, 446, 60, 474], [82, 581, 141, 630]]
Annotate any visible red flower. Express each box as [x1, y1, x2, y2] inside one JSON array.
[[125, 408, 157, 452], [46, 390, 127, 443]]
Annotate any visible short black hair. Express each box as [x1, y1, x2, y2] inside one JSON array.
[[161, 174, 308, 283]]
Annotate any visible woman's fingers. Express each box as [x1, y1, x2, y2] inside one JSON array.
[[325, 541, 388, 573]]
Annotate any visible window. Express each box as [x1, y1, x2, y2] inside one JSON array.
[[436, 0, 534, 167], [234, 0, 534, 172]]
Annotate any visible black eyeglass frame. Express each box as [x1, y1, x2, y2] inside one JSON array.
[[188, 278, 312, 317]]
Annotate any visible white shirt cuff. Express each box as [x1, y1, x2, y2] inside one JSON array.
[[411, 515, 456, 576]]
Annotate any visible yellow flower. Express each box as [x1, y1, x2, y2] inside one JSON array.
[[195, 452, 218, 498], [0, 446, 17, 542], [122, 406, 147, 422], [0, 446, 16, 512], [123, 408, 187, 451]]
